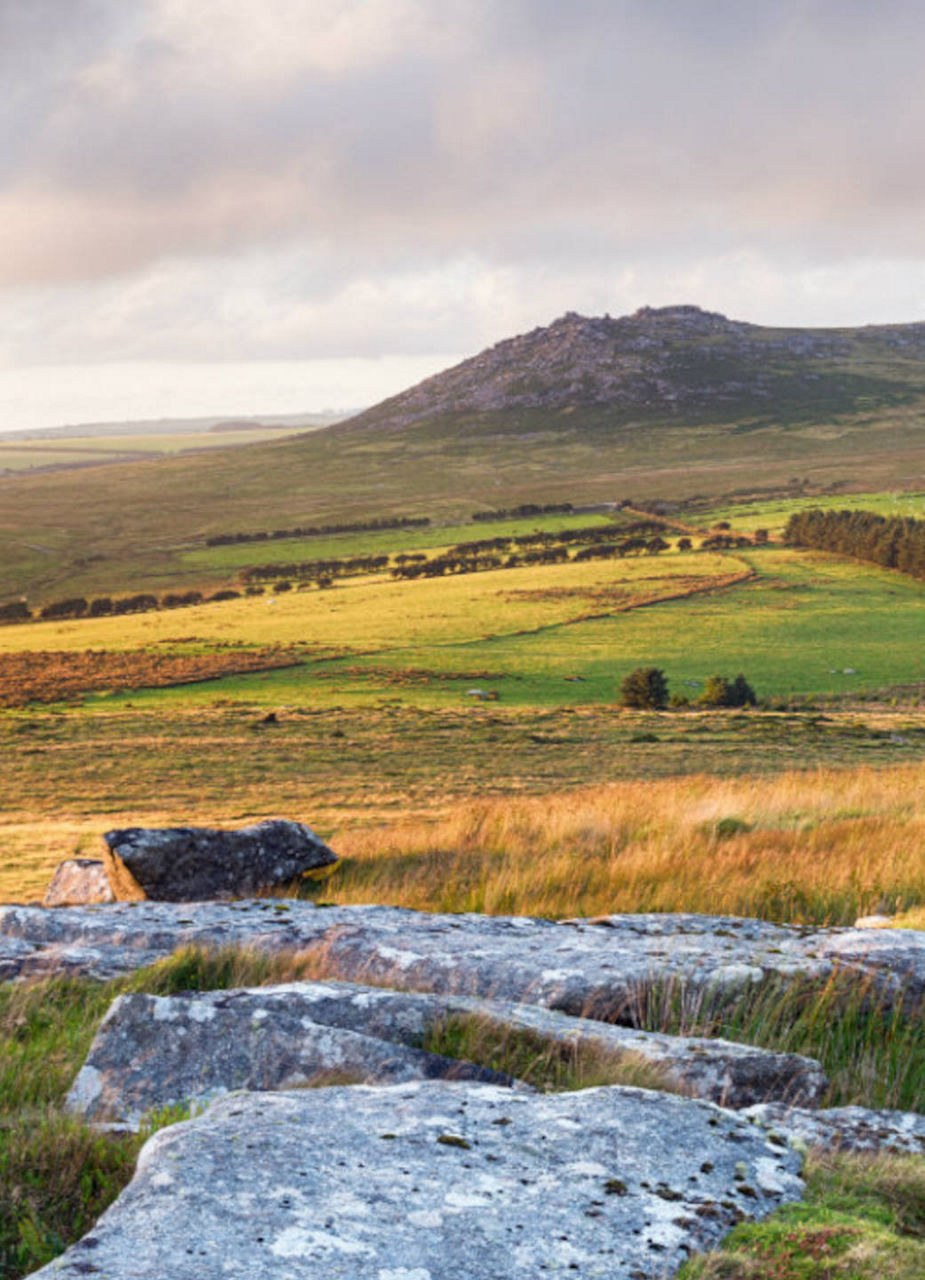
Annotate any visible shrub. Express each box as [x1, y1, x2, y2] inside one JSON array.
[[0, 600, 31, 623], [620, 667, 669, 710], [698, 674, 757, 708]]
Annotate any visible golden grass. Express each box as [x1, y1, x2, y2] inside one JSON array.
[[0, 551, 736, 655], [323, 761, 925, 924]]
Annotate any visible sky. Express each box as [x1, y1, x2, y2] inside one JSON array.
[[2, 0, 925, 431]]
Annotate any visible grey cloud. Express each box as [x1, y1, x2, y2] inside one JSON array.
[[1, 0, 925, 366]]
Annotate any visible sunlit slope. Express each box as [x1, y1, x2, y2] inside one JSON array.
[[3, 544, 921, 709]]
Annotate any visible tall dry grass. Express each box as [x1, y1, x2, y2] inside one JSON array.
[[324, 762, 925, 924]]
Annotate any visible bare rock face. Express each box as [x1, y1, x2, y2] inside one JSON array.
[[744, 1103, 925, 1155], [43, 859, 115, 907], [67, 986, 517, 1126], [1, 903, 923, 1015], [102, 819, 337, 901], [33, 1081, 805, 1280], [66, 980, 827, 1127]]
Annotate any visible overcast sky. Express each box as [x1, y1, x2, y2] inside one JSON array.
[[3, 0, 925, 430]]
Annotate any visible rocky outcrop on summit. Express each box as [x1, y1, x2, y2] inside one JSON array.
[[33, 1082, 806, 1280], [336, 304, 925, 435], [66, 980, 826, 1126], [2, 902, 922, 1009], [102, 819, 337, 901]]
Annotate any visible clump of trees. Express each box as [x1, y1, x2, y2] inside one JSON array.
[[620, 667, 669, 709], [700, 533, 753, 550], [620, 667, 757, 710], [697, 674, 757, 707], [0, 600, 31, 623], [785, 507, 925, 579]]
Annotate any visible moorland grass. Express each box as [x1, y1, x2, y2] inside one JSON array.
[[322, 761, 925, 925], [1, 708, 923, 907]]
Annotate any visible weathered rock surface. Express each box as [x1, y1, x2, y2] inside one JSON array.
[[1, 902, 922, 1014], [67, 981, 827, 1126], [34, 1081, 805, 1280], [67, 986, 516, 1126], [744, 1102, 925, 1155], [102, 819, 337, 901], [42, 859, 115, 907]]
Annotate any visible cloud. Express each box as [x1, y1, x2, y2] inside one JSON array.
[[2, 0, 925, 373]]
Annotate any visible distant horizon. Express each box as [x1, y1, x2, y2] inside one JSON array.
[[0, 354, 456, 436], [6, 297, 925, 437]]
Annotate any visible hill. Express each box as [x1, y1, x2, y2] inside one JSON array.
[[338, 304, 925, 434], [1, 305, 924, 601]]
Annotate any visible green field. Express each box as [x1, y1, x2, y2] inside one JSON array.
[[5, 541, 919, 710], [180, 510, 620, 573], [697, 489, 925, 534]]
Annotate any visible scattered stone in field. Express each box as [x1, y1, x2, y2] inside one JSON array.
[[43, 859, 115, 907], [67, 987, 515, 1126], [0, 904, 922, 1015], [35, 1082, 805, 1280], [744, 1102, 925, 1154], [101, 819, 337, 901], [854, 914, 894, 929], [66, 980, 827, 1126]]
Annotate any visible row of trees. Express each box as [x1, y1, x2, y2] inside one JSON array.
[[784, 508, 925, 579], [243, 554, 390, 585], [390, 536, 671, 581], [471, 502, 575, 522], [449, 521, 669, 558], [238, 522, 679, 588], [0, 588, 247, 625], [620, 667, 757, 709], [205, 515, 430, 548]]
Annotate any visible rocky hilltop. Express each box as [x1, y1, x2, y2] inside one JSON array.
[[337, 304, 925, 435]]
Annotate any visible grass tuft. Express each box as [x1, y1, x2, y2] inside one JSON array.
[[421, 1014, 680, 1094], [680, 1150, 925, 1279]]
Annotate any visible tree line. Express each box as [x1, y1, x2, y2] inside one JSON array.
[[784, 508, 925, 580], [471, 502, 576, 522], [0, 589, 246, 625], [391, 535, 671, 580], [205, 515, 430, 548]]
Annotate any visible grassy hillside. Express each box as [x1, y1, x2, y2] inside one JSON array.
[[2, 305, 925, 602], [0, 406, 922, 603]]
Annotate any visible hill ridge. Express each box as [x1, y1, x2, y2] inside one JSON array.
[[337, 303, 925, 435]]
